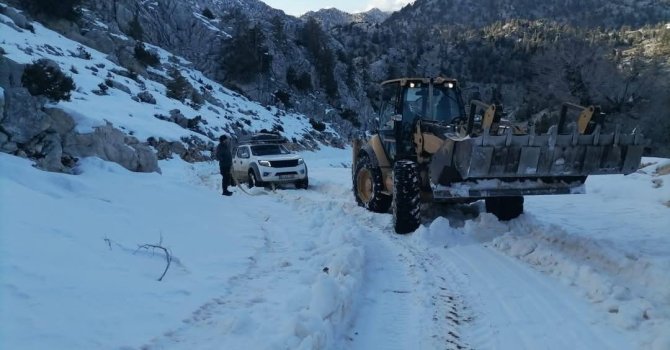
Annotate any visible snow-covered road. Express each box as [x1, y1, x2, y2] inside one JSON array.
[[1, 149, 668, 349]]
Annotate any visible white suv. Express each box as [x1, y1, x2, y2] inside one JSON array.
[[232, 142, 308, 189]]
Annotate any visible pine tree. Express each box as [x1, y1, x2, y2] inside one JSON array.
[[166, 68, 192, 102], [24, 0, 82, 20], [221, 25, 272, 83], [134, 42, 160, 67], [127, 13, 144, 41], [270, 15, 285, 43], [300, 18, 338, 98]]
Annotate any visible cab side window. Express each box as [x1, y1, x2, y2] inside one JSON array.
[[237, 147, 250, 159], [403, 85, 428, 120], [433, 87, 462, 122], [379, 83, 399, 129]]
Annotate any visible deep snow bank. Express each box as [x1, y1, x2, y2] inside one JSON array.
[[489, 159, 670, 349]]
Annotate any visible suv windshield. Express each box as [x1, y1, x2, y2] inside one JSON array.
[[251, 144, 290, 156]]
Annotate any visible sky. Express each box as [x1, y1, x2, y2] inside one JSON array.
[[260, 0, 414, 16]]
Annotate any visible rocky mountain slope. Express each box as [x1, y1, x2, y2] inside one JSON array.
[[301, 8, 389, 30], [0, 2, 340, 174], [337, 0, 670, 154], [387, 0, 670, 29]]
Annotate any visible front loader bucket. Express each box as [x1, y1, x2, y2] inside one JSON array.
[[452, 126, 646, 179]]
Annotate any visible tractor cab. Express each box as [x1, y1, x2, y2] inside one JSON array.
[[378, 77, 466, 160]]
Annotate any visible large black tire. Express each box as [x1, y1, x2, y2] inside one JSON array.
[[295, 176, 309, 189], [393, 160, 421, 234], [353, 156, 392, 213], [485, 196, 524, 221], [295, 166, 309, 189]]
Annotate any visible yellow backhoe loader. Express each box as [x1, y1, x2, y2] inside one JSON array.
[[352, 77, 646, 233]]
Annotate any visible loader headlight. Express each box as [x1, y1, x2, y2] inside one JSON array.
[[297, 158, 304, 165], [258, 160, 271, 167]]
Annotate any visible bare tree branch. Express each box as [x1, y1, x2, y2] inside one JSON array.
[[135, 237, 172, 282]]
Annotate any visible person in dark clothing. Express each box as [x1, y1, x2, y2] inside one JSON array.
[[216, 135, 233, 196]]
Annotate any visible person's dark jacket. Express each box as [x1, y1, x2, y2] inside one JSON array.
[[216, 142, 232, 169]]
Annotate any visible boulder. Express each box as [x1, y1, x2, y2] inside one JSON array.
[[137, 91, 156, 104], [130, 143, 160, 173], [35, 133, 64, 172], [63, 124, 159, 173], [170, 141, 187, 156], [150, 138, 172, 160], [115, 46, 144, 74], [0, 58, 25, 89], [44, 108, 75, 135], [147, 137, 186, 160], [170, 109, 189, 128], [2, 88, 50, 144], [3, 6, 29, 30], [107, 79, 132, 94], [1, 140, 19, 153], [180, 135, 213, 163], [81, 28, 116, 54], [0, 131, 18, 153]]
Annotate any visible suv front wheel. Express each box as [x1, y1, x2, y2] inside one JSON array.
[[295, 177, 309, 189], [248, 169, 264, 188]]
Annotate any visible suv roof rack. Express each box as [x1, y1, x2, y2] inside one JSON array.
[[238, 133, 287, 145]]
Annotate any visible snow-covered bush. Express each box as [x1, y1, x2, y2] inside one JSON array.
[[134, 42, 160, 68], [21, 59, 76, 102]]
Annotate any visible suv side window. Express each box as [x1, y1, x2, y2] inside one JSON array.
[[237, 146, 250, 159]]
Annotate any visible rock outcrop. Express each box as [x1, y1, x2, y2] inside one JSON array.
[[2, 88, 51, 144], [0, 63, 160, 173], [63, 123, 159, 173]]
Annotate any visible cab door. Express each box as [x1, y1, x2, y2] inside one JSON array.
[[378, 82, 401, 163], [233, 146, 251, 180]]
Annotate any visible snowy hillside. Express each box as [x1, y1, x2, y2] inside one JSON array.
[[0, 4, 338, 162]]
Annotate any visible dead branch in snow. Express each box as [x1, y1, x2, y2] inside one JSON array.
[[136, 236, 172, 282]]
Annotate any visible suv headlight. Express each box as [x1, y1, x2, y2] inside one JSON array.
[[258, 160, 271, 167], [297, 158, 304, 165]]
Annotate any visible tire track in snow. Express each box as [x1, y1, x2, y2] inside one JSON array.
[[244, 177, 470, 350], [385, 239, 473, 350], [142, 165, 469, 349], [295, 178, 470, 350], [411, 215, 637, 350], [138, 179, 372, 349]]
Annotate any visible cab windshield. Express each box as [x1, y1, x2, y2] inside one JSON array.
[[403, 83, 462, 123], [251, 144, 290, 156]]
